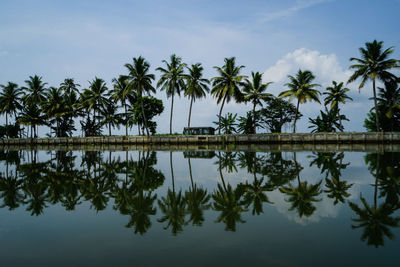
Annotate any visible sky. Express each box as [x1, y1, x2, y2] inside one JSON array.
[[0, 0, 400, 135]]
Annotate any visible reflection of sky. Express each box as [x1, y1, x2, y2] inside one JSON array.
[[0, 149, 399, 266]]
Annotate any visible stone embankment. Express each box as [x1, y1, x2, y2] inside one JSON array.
[[0, 132, 399, 146]]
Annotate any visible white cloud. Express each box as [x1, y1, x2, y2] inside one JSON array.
[[263, 48, 373, 132]]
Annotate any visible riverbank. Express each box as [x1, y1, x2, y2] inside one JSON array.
[[0, 132, 399, 148]]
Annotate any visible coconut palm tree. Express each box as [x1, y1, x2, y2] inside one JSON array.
[[213, 112, 237, 134], [184, 63, 210, 129], [100, 101, 122, 136], [110, 75, 132, 136], [348, 40, 400, 131], [0, 82, 22, 135], [323, 81, 353, 131], [22, 75, 47, 105], [125, 56, 156, 136], [59, 78, 80, 95], [42, 87, 64, 137], [211, 57, 246, 135], [156, 54, 186, 135], [243, 72, 273, 133], [81, 77, 109, 128], [279, 69, 321, 133]]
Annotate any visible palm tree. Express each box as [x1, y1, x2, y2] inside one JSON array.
[[0, 82, 22, 135], [22, 75, 48, 137], [243, 72, 273, 133], [211, 57, 246, 135], [184, 63, 210, 129], [213, 112, 237, 134], [348, 40, 400, 131], [42, 87, 64, 137], [110, 75, 132, 136], [279, 69, 321, 133], [59, 78, 80, 95], [323, 81, 353, 131], [156, 54, 186, 135], [100, 102, 121, 136], [81, 77, 109, 128], [126, 56, 156, 136], [22, 75, 47, 105]]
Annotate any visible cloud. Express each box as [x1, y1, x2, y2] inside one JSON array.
[[260, 0, 330, 23], [263, 48, 373, 132]]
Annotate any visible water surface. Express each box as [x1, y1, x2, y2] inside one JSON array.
[[0, 149, 399, 266]]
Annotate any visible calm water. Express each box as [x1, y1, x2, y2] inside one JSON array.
[[0, 149, 399, 267]]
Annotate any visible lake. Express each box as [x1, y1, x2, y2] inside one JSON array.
[[0, 148, 399, 266]]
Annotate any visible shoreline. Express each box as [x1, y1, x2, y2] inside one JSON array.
[[0, 132, 400, 152]]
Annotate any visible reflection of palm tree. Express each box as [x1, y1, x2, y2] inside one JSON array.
[[237, 152, 273, 215], [279, 153, 322, 218], [158, 189, 187, 235], [310, 152, 353, 204], [0, 174, 25, 210], [126, 191, 157, 235], [243, 177, 273, 215], [349, 196, 400, 247], [212, 152, 247, 231], [324, 176, 353, 205], [185, 158, 210, 226], [349, 152, 400, 247], [212, 184, 247, 231], [158, 151, 187, 235]]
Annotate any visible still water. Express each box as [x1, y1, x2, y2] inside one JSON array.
[[0, 148, 399, 266]]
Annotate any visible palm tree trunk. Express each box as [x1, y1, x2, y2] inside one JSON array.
[[372, 79, 380, 131], [170, 151, 175, 193], [218, 95, 228, 135], [5, 113, 8, 138], [293, 99, 300, 133], [338, 108, 343, 132], [124, 102, 128, 136], [109, 122, 111, 136], [188, 158, 194, 188], [170, 94, 174, 135], [188, 96, 194, 130], [218, 152, 227, 192], [253, 102, 256, 134], [140, 96, 150, 136]]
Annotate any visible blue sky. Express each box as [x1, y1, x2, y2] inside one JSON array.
[[1, 0, 399, 135]]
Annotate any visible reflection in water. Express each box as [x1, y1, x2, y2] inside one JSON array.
[[0, 149, 400, 249]]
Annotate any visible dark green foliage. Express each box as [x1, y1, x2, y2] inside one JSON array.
[[259, 97, 301, 133], [237, 111, 263, 134], [0, 123, 21, 138], [129, 96, 164, 135], [308, 107, 348, 132], [213, 112, 237, 134], [364, 78, 400, 132]]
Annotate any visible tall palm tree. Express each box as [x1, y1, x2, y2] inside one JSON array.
[[184, 63, 210, 129], [156, 54, 186, 135], [279, 69, 321, 133], [348, 40, 400, 131], [59, 78, 80, 95], [323, 81, 353, 131], [22, 75, 48, 137], [42, 87, 64, 137], [125, 56, 156, 136], [81, 77, 109, 128], [211, 57, 246, 135], [110, 75, 132, 136], [243, 72, 273, 133], [0, 82, 22, 134]]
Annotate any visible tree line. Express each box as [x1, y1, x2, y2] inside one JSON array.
[[0, 39, 399, 138]]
